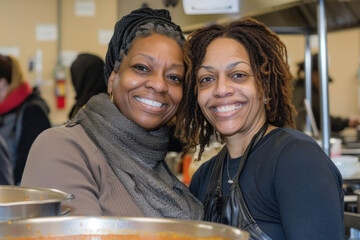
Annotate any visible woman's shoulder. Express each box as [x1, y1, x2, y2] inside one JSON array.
[[264, 127, 334, 168], [266, 127, 318, 145], [23, 92, 50, 115], [27, 123, 108, 180], [259, 127, 325, 162], [35, 123, 95, 151]]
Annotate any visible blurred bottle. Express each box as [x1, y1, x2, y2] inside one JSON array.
[[182, 155, 192, 186]]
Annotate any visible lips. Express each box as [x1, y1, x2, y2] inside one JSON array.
[[135, 97, 166, 108]]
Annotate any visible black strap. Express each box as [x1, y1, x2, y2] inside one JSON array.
[[205, 145, 228, 196], [205, 122, 269, 196], [230, 122, 268, 189]]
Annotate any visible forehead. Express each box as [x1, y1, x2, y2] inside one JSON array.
[[200, 37, 251, 69], [203, 37, 249, 62], [128, 34, 182, 56]]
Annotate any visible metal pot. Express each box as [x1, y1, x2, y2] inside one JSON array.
[[0, 216, 249, 239], [0, 185, 74, 221]]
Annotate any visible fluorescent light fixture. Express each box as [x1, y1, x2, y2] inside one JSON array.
[[183, 0, 239, 15]]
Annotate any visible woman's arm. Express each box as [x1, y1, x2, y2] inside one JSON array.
[[275, 140, 344, 239], [21, 126, 103, 216]]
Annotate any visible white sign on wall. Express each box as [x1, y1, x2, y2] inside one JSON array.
[[75, 0, 96, 17], [0, 46, 20, 57], [98, 29, 113, 45], [36, 24, 57, 42], [61, 50, 79, 67]]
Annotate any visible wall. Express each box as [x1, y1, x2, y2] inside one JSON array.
[[1, 0, 360, 127], [0, 0, 228, 125], [281, 28, 360, 121], [0, 0, 117, 125]]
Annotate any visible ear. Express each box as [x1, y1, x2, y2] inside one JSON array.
[[107, 71, 116, 94]]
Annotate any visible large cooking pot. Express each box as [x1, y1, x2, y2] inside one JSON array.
[[0, 185, 74, 221], [0, 216, 249, 239]]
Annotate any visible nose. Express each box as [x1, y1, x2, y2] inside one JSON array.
[[145, 73, 169, 93], [213, 75, 234, 97]]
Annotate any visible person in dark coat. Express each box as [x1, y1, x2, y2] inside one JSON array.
[[0, 134, 13, 185], [0, 55, 51, 185]]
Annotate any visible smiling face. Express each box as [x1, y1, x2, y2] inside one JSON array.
[[196, 37, 266, 138], [107, 33, 184, 131]]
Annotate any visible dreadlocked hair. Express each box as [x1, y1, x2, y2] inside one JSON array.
[[176, 18, 295, 161]]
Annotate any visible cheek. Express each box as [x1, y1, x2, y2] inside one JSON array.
[[170, 87, 183, 106], [197, 89, 208, 109]]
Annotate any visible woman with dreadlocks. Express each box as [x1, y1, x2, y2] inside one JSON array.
[[177, 18, 344, 239], [21, 7, 203, 219]]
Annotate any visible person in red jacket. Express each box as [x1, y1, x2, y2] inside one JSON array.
[[0, 55, 51, 185]]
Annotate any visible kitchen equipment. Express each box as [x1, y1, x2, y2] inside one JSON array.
[[331, 155, 359, 179], [0, 185, 74, 221], [0, 216, 249, 239]]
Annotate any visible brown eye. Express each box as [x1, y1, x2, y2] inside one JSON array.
[[199, 77, 213, 84], [233, 73, 246, 78], [168, 75, 183, 83], [133, 64, 150, 72]]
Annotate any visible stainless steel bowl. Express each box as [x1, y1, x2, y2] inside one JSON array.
[[0, 185, 74, 221], [0, 216, 249, 239]]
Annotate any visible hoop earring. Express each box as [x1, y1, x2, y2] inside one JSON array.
[[109, 93, 114, 103], [264, 98, 267, 105]]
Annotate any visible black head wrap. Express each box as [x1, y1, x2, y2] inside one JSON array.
[[104, 7, 184, 85], [69, 53, 107, 119]]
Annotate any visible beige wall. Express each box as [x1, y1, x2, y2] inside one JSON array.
[[280, 28, 360, 120], [1, 0, 360, 127]]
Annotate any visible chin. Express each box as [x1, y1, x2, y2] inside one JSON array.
[[135, 120, 164, 131], [214, 123, 240, 136]]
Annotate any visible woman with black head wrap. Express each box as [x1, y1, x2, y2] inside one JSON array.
[[68, 53, 107, 120], [21, 7, 203, 219]]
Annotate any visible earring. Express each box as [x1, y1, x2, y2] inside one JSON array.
[[264, 98, 267, 105], [109, 93, 114, 103]]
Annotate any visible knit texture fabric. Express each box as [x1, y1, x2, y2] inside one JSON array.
[[104, 7, 184, 85], [73, 93, 204, 219]]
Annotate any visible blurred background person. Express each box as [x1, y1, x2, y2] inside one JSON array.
[[0, 55, 51, 185], [292, 53, 359, 136], [0, 134, 13, 185], [68, 53, 107, 120]]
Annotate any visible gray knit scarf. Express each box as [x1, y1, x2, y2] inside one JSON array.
[[72, 93, 203, 219]]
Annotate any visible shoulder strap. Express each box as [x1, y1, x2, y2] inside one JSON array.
[[230, 122, 268, 189], [204, 145, 228, 196]]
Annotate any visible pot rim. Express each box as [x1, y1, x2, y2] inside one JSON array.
[[0, 185, 74, 207], [0, 216, 249, 239]]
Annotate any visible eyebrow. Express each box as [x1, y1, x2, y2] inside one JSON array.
[[199, 61, 250, 71], [136, 53, 184, 69]]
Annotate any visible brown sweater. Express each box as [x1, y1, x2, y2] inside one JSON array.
[[21, 124, 143, 217]]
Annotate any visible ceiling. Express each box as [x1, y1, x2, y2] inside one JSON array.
[[251, 0, 360, 34], [182, 0, 360, 35]]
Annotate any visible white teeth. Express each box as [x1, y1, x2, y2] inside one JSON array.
[[215, 104, 242, 113], [135, 97, 163, 108]]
